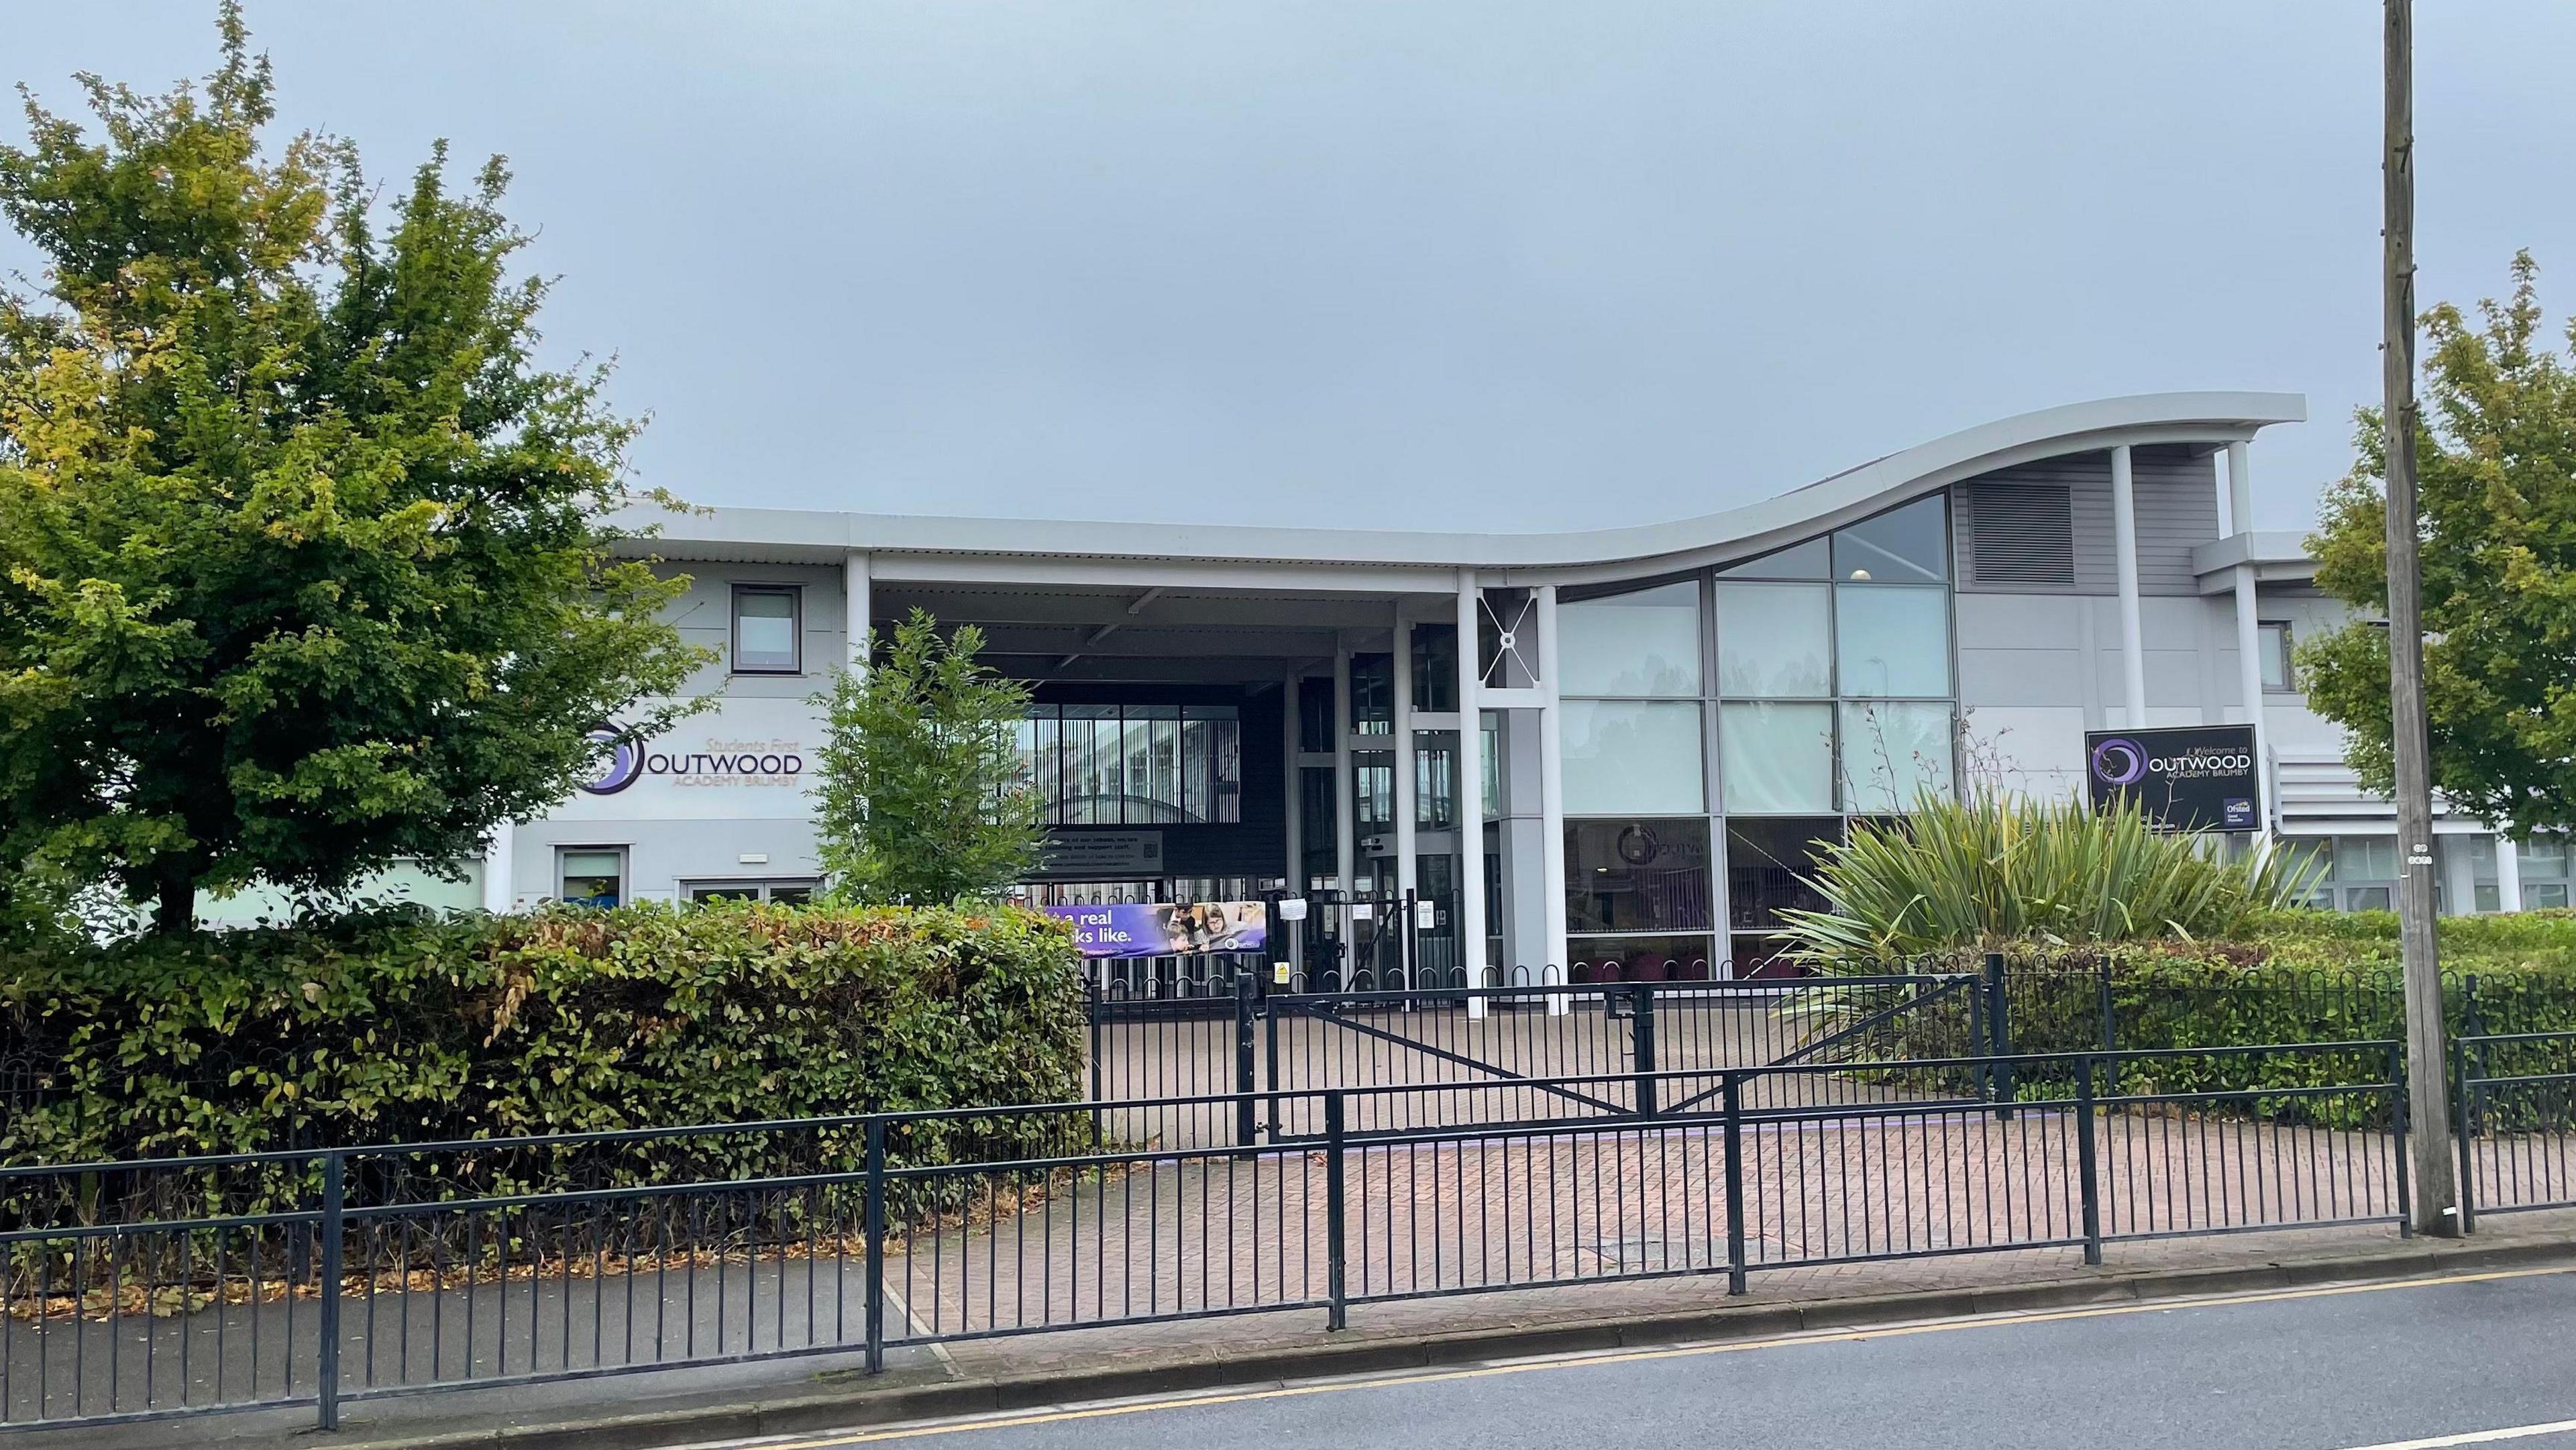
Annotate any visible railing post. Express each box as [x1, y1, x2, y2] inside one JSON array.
[[1984, 951, 2014, 1119], [1401, 887, 1419, 993], [2390, 1041, 2414, 1239], [864, 1116, 888, 1372], [2097, 958, 2116, 1054], [2074, 1056, 2101, 1266], [1723, 1072, 1747, 1296], [315, 1151, 344, 1431], [1324, 1091, 1348, 1331], [2452, 1037, 2478, 1235], [1264, 992, 1283, 1141], [1631, 982, 1658, 1121], [1235, 970, 1260, 1149], [1087, 980, 1104, 1102], [2462, 974, 2487, 1136], [1968, 976, 1989, 1103]]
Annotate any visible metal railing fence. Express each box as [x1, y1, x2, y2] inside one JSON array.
[[0, 1041, 2412, 1434]]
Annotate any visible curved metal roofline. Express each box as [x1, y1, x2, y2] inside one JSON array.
[[620, 391, 2304, 586]]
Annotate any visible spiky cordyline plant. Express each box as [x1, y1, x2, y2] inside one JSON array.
[[1776, 788, 2322, 968]]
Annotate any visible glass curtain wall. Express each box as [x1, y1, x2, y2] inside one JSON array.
[[1558, 580, 1714, 979], [1554, 495, 1960, 980], [1021, 703, 1242, 825]]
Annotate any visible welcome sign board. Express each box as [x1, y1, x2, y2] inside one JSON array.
[[2084, 724, 2260, 833]]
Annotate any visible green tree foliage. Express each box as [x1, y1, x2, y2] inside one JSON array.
[[1776, 788, 2320, 963], [812, 609, 1040, 904], [2304, 252, 2576, 837], [0, 7, 702, 931]]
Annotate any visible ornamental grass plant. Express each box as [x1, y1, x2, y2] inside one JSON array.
[[1777, 788, 2322, 966]]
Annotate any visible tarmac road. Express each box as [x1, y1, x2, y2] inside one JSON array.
[[723, 1264, 2576, 1450]]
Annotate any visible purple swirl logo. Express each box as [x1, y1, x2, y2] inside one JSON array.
[[580, 724, 643, 795], [2090, 737, 2148, 787]]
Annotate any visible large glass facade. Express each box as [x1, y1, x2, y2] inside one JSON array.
[[1561, 699, 1705, 815], [1022, 703, 1240, 825], [1548, 493, 1957, 980], [1559, 581, 1703, 696]]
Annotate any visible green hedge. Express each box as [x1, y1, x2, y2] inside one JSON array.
[[0, 902, 1089, 1180], [1838, 911, 2576, 1126]]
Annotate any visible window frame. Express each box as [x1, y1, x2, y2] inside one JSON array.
[[683, 878, 821, 904], [556, 845, 630, 909], [729, 582, 806, 676], [2259, 620, 2297, 694]]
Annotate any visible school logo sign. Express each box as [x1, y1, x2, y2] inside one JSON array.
[[2084, 724, 2259, 833], [578, 724, 806, 796]]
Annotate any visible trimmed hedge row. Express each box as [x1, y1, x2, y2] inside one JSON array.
[[0, 902, 1089, 1178], [1848, 911, 2576, 1125]]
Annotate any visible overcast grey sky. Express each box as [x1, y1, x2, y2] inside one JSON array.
[[10, 2, 2574, 534]]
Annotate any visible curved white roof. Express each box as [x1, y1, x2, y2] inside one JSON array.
[[623, 391, 2303, 587]]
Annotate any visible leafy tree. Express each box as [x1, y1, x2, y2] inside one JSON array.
[[2304, 253, 2576, 837], [812, 609, 1040, 904], [0, 6, 703, 932]]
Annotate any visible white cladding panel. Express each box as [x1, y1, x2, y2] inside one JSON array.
[[541, 696, 826, 823]]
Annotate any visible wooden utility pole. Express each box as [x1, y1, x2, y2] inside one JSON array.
[[2383, 0, 2458, 1236]]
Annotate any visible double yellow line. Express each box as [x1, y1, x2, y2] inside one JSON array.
[[747, 1263, 2576, 1448]]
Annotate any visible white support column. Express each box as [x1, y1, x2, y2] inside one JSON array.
[[1392, 605, 1418, 900], [480, 826, 515, 915], [2226, 438, 2257, 536], [1536, 585, 1570, 1014], [2225, 442, 2273, 836], [844, 551, 872, 670], [2110, 444, 2149, 727], [1455, 571, 1489, 1008], [2498, 836, 2526, 913], [2440, 833, 2479, 918], [1332, 643, 1355, 896], [1283, 670, 1303, 890]]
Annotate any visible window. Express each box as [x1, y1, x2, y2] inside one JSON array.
[[1558, 581, 1703, 696], [558, 849, 626, 908], [1299, 767, 1338, 888], [1715, 583, 1831, 698], [2327, 835, 2400, 914], [1354, 751, 1394, 834], [1717, 537, 1829, 580], [1568, 935, 1716, 983], [2259, 621, 2296, 692], [1411, 624, 1458, 713], [1834, 584, 1951, 697], [1560, 699, 1705, 815], [1481, 714, 1502, 820], [1415, 732, 1458, 829], [2522, 835, 2573, 909], [1839, 701, 1955, 813], [730, 585, 802, 674], [686, 879, 818, 904], [1063, 705, 1121, 823], [1297, 677, 1336, 754], [1719, 701, 1835, 814], [1028, 703, 1242, 825], [1124, 705, 1183, 824], [1832, 495, 1948, 584], [1350, 654, 1395, 736], [1565, 818, 1713, 935]]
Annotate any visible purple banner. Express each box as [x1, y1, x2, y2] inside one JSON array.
[[1041, 901, 1269, 959]]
